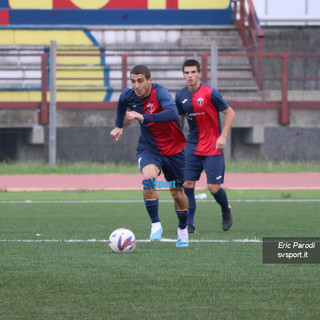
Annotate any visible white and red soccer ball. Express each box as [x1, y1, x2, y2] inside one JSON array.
[[108, 228, 136, 254]]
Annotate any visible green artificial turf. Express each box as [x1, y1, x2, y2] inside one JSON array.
[[0, 190, 319, 319]]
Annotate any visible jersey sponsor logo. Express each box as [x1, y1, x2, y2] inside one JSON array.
[[197, 97, 204, 106], [186, 111, 205, 120], [182, 98, 188, 104], [147, 103, 154, 112]]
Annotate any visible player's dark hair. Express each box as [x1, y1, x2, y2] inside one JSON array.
[[182, 59, 201, 73], [130, 65, 151, 80]]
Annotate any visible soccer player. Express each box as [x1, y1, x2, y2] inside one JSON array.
[[110, 65, 189, 247], [175, 59, 235, 234]]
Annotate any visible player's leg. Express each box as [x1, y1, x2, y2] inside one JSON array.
[[170, 186, 188, 211], [142, 164, 160, 200], [170, 186, 189, 235], [205, 154, 232, 231], [184, 150, 203, 234], [184, 180, 197, 233], [208, 184, 232, 231], [162, 152, 189, 247], [170, 186, 189, 247], [138, 151, 162, 241]]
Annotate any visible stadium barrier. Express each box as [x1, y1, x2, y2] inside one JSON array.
[[233, 0, 264, 88], [0, 48, 319, 162], [0, 50, 319, 123]]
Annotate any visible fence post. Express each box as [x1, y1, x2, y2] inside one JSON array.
[[199, 53, 209, 84], [49, 41, 57, 165], [239, 0, 246, 46], [39, 53, 49, 125], [279, 53, 290, 125], [257, 39, 264, 89], [122, 54, 128, 91], [210, 40, 218, 88]]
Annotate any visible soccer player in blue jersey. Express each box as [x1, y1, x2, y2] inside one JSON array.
[[175, 59, 235, 234], [110, 65, 189, 247]]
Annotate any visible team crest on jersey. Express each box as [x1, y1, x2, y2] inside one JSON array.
[[147, 104, 154, 112], [197, 97, 204, 106]]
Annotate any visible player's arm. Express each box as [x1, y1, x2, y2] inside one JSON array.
[[126, 110, 144, 122], [216, 106, 235, 151], [110, 90, 128, 141], [210, 88, 235, 151], [114, 90, 129, 128], [110, 127, 123, 142], [143, 86, 179, 123], [143, 103, 178, 123], [179, 115, 185, 130], [126, 102, 177, 124], [175, 93, 185, 130]]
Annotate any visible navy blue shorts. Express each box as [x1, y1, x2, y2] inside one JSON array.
[[137, 149, 185, 187], [184, 147, 225, 185]]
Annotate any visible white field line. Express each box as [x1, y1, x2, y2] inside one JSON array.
[[0, 238, 262, 243], [0, 199, 319, 204]]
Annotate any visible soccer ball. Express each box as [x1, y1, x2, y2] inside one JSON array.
[[108, 228, 136, 254]]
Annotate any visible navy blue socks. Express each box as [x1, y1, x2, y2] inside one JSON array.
[[184, 187, 196, 226], [144, 199, 160, 223], [146, 199, 188, 229], [212, 188, 230, 214], [176, 209, 188, 229]]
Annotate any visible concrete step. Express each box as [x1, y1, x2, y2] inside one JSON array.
[[0, 68, 257, 91], [108, 86, 262, 102], [91, 25, 242, 49], [0, 25, 262, 101]]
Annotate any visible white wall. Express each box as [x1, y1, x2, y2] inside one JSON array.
[[252, 0, 320, 25]]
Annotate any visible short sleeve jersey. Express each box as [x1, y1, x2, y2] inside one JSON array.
[[175, 83, 229, 156], [116, 83, 186, 157]]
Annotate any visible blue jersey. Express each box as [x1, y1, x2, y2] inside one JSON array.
[[116, 83, 186, 156], [175, 83, 229, 156]]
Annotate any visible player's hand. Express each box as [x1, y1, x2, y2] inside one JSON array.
[[126, 111, 144, 123], [216, 136, 226, 151], [110, 127, 123, 142]]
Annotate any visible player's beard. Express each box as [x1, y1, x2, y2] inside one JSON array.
[[135, 89, 142, 96]]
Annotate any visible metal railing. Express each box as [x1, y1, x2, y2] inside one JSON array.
[[218, 51, 320, 124], [0, 51, 320, 126], [233, 0, 264, 88]]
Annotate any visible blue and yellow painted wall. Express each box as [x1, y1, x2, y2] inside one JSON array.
[[0, 0, 232, 102], [0, 0, 232, 25], [0, 27, 112, 102]]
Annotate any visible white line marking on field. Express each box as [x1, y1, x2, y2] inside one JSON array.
[[139, 238, 262, 243], [0, 199, 319, 204], [0, 238, 262, 243]]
